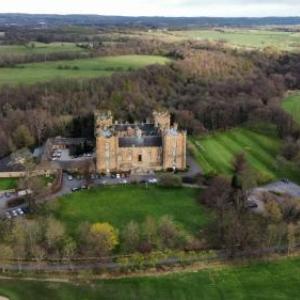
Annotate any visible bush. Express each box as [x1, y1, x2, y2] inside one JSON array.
[[158, 174, 182, 188]]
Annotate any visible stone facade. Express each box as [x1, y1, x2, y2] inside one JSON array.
[[95, 111, 186, 174]]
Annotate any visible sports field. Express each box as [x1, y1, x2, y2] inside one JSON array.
[[190, 127, 300, 183], [0, 257, 299, 299], [281, 92, 300, 124], [0, 55, 170, 86], [53, 185, 206, 235], [0, 178, 17, 191]]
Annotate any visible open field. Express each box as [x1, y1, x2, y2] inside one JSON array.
[[132, 29, 300, 51], [0, 257, 300, 299], [0, 55, 170, 86], [282, 92, 300, 124], [0, 178, 17, 191], [53, 185, 206, 235], [0, 42, 86, 56], [190, 126, 300, 183]]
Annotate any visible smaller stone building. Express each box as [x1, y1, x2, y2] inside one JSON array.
[[95, 110, 186, 174]]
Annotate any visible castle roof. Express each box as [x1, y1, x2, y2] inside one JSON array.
[[119, 136, 162, 148]]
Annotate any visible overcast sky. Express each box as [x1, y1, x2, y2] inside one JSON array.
[[1, 0, 300, 17]]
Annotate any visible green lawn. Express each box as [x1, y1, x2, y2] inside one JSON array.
[[0, 55, 170, 86], [282, 92, 300, 125], [0, 178, 17, 191], [0, 257, 300, 299], [53, 185, 206, 235], [0, 42, 85, 56], [190, 126, 300, 183]]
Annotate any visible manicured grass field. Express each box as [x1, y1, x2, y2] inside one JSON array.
[[0, 178, 17, 191], [0, 257, 300, 299], [53, 185, 206, 235], [282, 92, 300, 125], [0, 55, 170, 86], [0, 42, 85, 56], [190, 126, 300, 183]]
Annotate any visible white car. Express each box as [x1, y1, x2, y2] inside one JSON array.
[[148, 178, 158, 184], [12, 210, 18, 217], [116, 174, 121, 179], [122, 179, 128, 184], [68, 175, 73, 181], [17, 208, 24, 215]]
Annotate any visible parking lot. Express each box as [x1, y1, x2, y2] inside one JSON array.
[[51, 149, 94, 162]]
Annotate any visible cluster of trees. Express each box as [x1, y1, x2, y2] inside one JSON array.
[[0, 213, 202, 266], [120, 215, 201, 254], [201, 153, 300, 256]]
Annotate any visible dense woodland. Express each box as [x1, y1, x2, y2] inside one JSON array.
[[0, 39, 300, 157]]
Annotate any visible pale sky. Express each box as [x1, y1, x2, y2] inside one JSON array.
[[1, 0, 300, 17]]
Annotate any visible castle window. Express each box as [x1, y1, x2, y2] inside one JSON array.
[[138, 154, 142, 162]]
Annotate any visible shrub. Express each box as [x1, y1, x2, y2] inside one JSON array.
[[158, 174, 182, 188]]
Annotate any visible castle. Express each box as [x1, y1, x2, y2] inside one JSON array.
[[95, 111, 186, 174]]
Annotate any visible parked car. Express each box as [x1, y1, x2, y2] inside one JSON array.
[[116, 174, 121, 179], [12, 210, 18, 217], [5, 212, 12, 219], [68, 175, 73, 181], [148, 178, 158, 184], [71, 187, 80, 192], [17, 208, 24, 215], [81, 185, 88, 190], [247, 201, 258, 209]]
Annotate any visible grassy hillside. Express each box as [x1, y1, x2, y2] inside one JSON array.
[[190, 126, 300, 183], [53, 185, 206, 235], [282, 92, 300, 124], [0, 257, 300, 299], [0, 55, 170, 86]]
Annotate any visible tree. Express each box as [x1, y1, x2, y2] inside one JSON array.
[[287, 223, 296, 255], [45, 217, 66, 253], [88, 223, 119, 256], [158, 215, 187, 249], [10, 220, 27, 270], [141, 216, 159, 252], [121, 221, 140, 253], [0, 244, 13, 272], [12, 125, 34, 148]]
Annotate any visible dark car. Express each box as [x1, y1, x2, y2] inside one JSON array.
[[247, 201, 258, 209], [71, 187, 80, 192]]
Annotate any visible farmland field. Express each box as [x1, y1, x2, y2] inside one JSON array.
[[281, 92, 300, 124], [134, 29, 300, 51], [0, 257, 300, 299], [52, 185, 207, 235], [190, 126, 300, 183], [0, 55, 170, 86], [0, 42, 86, 56], [0, 178, 17, 191]]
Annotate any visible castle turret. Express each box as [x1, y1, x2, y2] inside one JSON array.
[[153, 110, 171, 130]]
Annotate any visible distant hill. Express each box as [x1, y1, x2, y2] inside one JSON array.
[[1, 14, 300, 28]]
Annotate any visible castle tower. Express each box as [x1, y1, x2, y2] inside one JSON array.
[[162, 125, 186, 171], [95, 111, 113, 132], [153, 111, 171, 130], [95, 111, 117, 174]]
